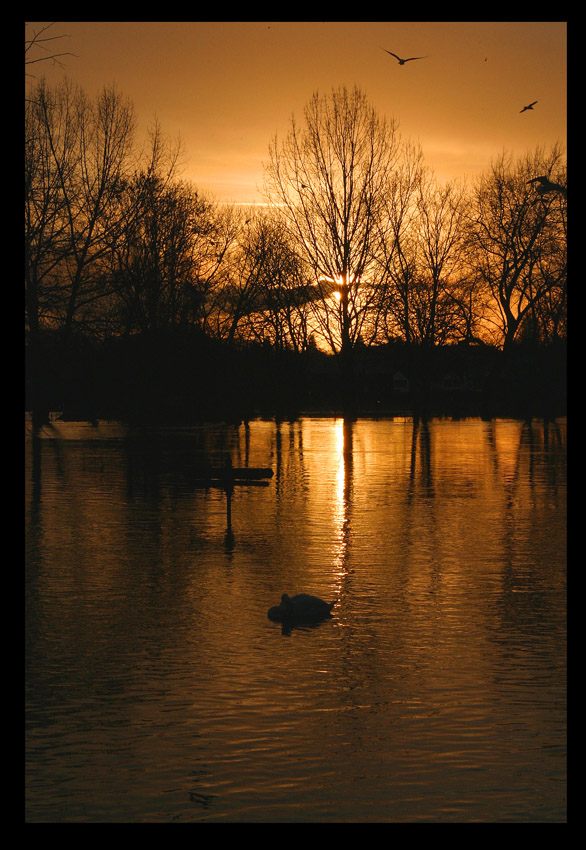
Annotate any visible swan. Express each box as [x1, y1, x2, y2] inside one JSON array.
[[268, 593, 336, 623]]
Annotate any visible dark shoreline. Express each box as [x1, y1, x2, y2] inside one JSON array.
[[26, 333, 567, 427]]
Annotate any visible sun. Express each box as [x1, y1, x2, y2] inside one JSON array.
[[318, 273, 351, 302]]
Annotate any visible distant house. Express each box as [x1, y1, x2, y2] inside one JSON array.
[[392, 370, 410, 393], [435, 370, 475, 392]]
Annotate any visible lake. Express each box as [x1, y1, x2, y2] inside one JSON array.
[[25, 415, 567, 822]]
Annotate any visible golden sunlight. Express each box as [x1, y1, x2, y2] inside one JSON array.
[[332, 418, 351, 580], [318, 272, 357, 302]]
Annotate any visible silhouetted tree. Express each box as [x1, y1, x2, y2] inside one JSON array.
[[361, 138, 421, 346], [215, 210, 273, 345], [25, 22, 76, 77], [224, 212, 312, 351], [25, 79, 72, 348], [264, 86, 407, 392], [25, 78, 136, 342], [412, 175, 471, 345], [467, 145, 567, 349], [251, 220, 313, 353], [373, 160, 481, 347], [109, 169, 216, 335], [180, 202, 245, 340]]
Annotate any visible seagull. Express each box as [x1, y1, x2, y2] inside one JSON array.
[[527, 176, 567, 198], [520, 101, 538, 113], [381, 48, 428, 65]]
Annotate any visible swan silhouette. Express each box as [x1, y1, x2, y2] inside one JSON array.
[[381, 48, 427, 65], [520, 101, 538, 113], [268, 593, 336, 623], [527, 175, 567, 198]]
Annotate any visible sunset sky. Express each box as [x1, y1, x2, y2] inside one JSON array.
[[25, 21, 567, 205]]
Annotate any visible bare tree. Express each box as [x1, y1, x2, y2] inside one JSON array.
[[412, 175, 471, 345], [191, 203, 246, 338], [263, 86, 405, 384], [25, 22, 77, 76], [25, 79, 75, 340], [25, 78, 138, 423], [213, 210, 268, 345], [468, 145, 567, 350], [108, 173, 216, 335], [228, 212, 312, 351], [373, 141, 425, 344], [25, 77, 76, 423], [25, 78, 136, 341]]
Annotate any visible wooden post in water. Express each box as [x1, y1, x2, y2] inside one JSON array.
[[189, 454, 273, 542]]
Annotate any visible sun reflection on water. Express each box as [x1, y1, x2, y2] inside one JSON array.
[[332, 418, 352, 589]]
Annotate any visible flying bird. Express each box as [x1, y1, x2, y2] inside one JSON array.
[[520, 101, 538, 113], [527, 176, 567, 198], [381, 48, 428, 65]]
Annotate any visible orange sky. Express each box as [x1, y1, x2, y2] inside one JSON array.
[[25, 21, 567, 205]]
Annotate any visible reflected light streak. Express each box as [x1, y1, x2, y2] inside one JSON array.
[[332, 418, 351, 588]]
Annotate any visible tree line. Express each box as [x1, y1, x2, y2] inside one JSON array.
[[25, 80, 566, 422]]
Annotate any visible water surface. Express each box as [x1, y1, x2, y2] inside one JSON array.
[[25, 416, 567, 822]]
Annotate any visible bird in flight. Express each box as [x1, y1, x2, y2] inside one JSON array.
[[381, 48, 427, 65], [520, 101, 538, 113], [527, 175, 567, 198]]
